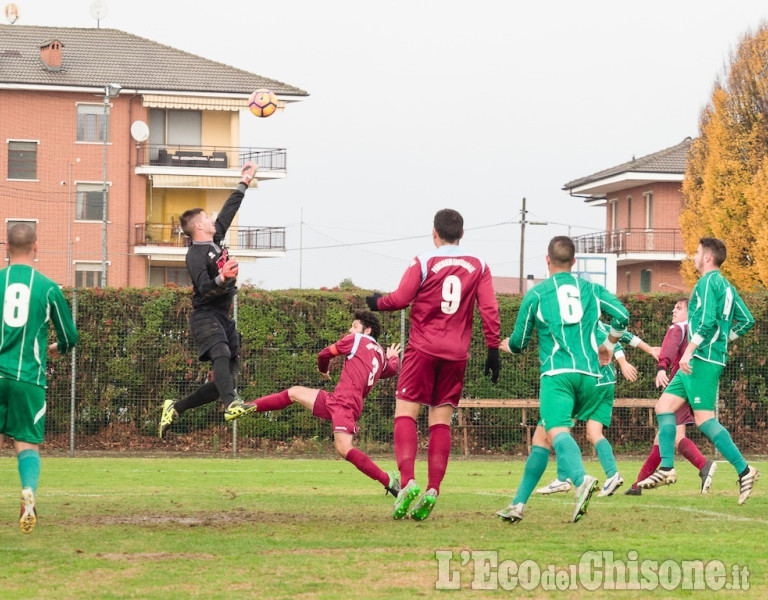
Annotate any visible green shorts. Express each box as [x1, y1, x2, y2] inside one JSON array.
[[664, 358, 723, 411], [539, 372, 601, 431], [574, 383, 614, 428], [0, 378, 46, 444]]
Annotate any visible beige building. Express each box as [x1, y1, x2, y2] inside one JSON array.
[[0, 24, 307, 287], [562, 138, 691, 294]]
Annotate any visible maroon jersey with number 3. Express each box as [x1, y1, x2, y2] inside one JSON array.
[[376, 245, 500, 361], [317, 333, 399, 411]]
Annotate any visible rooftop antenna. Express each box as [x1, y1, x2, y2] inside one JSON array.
[[89, 0, 109, 28]]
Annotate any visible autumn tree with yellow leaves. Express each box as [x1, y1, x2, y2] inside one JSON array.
[[681, 23, 768, 289]]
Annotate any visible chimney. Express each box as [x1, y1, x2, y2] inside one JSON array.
[[40, 40, 63, 71]]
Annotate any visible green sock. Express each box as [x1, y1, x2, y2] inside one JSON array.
[[17, 449, 40, 493], [657, 412, 677, 468], [556, 456, 568, 482], [513, 445, 550, 504], [595, 438, 617, 478], [552, 432, 586, 487], [699, 418, 748, 474]]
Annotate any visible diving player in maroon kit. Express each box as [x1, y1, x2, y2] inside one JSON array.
[[226, 310, 403, 496], [366, 208, 501, 521]]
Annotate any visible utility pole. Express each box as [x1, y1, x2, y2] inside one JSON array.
[[518, 197, 547, 293]]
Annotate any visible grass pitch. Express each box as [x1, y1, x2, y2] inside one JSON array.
[[0, 456, 765, 599]]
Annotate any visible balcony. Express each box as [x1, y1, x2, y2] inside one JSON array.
[[572, 228, 686, 263], [133, 222, 286, 261], [133, 144, 287, 184]]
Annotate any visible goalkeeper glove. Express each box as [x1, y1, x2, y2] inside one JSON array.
[[484, 347, 501, 384], [365, 292, 382, 311]]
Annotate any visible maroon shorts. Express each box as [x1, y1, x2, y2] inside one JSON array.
[[312, 390, 360, 435], [675, 402, 695, 426], [395, 346, 467, 408]]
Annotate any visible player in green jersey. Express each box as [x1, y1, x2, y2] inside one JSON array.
[[496, 236, 629, 523], [638, 238, 757, 504], [0, 224, 78, 533]]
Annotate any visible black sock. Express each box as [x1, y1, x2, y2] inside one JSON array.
[[174, 381, 219, 413]]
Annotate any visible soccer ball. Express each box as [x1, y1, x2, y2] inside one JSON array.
[[248, 89, 278, 118]]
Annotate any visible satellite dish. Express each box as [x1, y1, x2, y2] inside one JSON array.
[[130, 120, 149, 142], [4, 3, 19, 24], [89, 0, 108, 26]]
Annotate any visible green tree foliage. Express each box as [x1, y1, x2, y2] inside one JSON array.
[[681, 24, 768, 289]]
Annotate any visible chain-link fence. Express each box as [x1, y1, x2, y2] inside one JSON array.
[[35, 288, 768, 457]]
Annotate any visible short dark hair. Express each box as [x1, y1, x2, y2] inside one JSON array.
[[354, 309, 381, 340], [676, 297, 689, 308], [180, 208, 205, 236], [433, 209, 463, 243], [699, 237, 726, 267], [7, 224, 36, 254], [547, 235, 575, 266]]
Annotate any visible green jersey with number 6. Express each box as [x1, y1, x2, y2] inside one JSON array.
[[507, 271, 629, 377], [688, 270, 754, 366], [0, 265, 78, 388]]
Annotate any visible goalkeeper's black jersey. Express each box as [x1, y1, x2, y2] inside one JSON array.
[[186, 183, 246, 313]]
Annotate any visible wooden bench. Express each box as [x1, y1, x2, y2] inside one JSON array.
[[455, 397, 658, 456]]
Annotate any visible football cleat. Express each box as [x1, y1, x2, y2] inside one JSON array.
[[536, 478, 572, 495], [496, 502, 525, 523], [410, 488, 438, 521], [624, 486, 642, 496], [159, 400, 178, 439], [738, 465, 760, 506], [699, 460, 718, 494], [572, 475, 598, 523], [19, 488, 36, 534], [637, 468, 677, 489], [392, 480, 420, 520], [384, 471, 401, 497], [598, 472, 624, 497], [224, 398, 258, 422]]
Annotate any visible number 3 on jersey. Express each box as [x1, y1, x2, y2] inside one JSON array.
[[441, 275, 462, 315], [3, 283, 31, 327], [556, 284, 583, 324]]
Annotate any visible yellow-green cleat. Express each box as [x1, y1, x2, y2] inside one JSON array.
[[392, 480, 420, 520], [224, 398, 258, 422], [409, 488, 438, 521], [159, 400, 177, 439]]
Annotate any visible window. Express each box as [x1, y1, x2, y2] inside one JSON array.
[[644, 192, 653, 228], [75, 263, 102, 288], [627, 196, 632, 229], [77, 104, 109, 142], [625, 272, 631, 293], [7, 141, 38, 180], [609, 199, 617, 231], [640, 269, 651, 292], [76, 183, 108, 221], [6, 219, 37, 237], [149, 266, 191, 287], [149, 109, 202, 146]]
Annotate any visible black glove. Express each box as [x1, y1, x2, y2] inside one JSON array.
[[484, 347, 501, 384], [365, 292, 382, 311]]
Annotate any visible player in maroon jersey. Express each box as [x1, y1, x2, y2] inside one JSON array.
[[226, 310, 402, 495], [626, 297, 714, 495], [366, 208, 501, 521]]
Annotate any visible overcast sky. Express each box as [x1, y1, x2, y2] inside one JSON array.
[[17, 1, 768, 290]]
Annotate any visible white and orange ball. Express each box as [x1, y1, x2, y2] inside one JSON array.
[[248, 89, 278, 118]]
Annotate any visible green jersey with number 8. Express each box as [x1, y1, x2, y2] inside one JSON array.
[[507, 271, 629, 378], [0, 265, 78, 388]]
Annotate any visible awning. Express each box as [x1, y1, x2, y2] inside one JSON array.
[[151, 174, 257, 189], [142, 94, 246, 111]]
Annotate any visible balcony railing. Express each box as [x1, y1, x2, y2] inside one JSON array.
[[134, 144, 286, 172], [572, 228, 685, 255], [135, 222, 286, 252]]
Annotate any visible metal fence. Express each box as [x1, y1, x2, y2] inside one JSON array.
[[37, 289, 768, 458]]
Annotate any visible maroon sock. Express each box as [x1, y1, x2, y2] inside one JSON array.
[[346, 448, 389, 487], [677, 437, 706, 471], [255, 390, 292, 412], [394, 416, 418, 486], [635, 444, 661, 486], [427, 424, 451, 494]]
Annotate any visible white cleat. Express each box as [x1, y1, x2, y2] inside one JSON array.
[[536, 478, 572, 495], [598, 472, 624, 497]]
